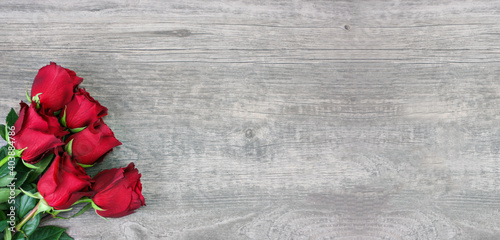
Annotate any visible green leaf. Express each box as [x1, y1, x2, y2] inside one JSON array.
[[15, 190, 37, 219], [0, 125, 6, 141], [0, 189, 10, 204], [0, 149, 13, 179], [0, 146, 7, 161], [0, 220, 7, 232], [27, 226, 66, 240], [0, 174, 16, 188], [0, 203, 10, 211], [20, 213, 40, 237], [25, 154, 53, 183], [14, 158, 29, 173], [0, 167, 11, 180], [0, 208, 6, 221], [21, 183, 36, 192], [4, 228, 11, 240], [58, 232, 73, 240], [0, 188, 20, 204], [14, 170, 30, 189], [12, 232, 24, 240], [14, 159, 32, 189], [5, 109, 18, 128]]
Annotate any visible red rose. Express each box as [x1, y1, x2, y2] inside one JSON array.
[[11, 102, 68, 163], [37, 152, 93, 210], [31, 62, 83, 114], [63, 88, 107, 130], [92, 163, 145, 218], [65, 120, 121, 166]]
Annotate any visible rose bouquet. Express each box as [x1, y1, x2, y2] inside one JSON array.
[[0, 63, 145, 239]]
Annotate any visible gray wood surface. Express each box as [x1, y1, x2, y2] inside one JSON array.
[[1, 0, 500, 239]]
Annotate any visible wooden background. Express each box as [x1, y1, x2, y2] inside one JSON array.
[[1, 0, 500, 239]]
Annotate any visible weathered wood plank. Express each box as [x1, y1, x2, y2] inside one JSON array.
[[1, 0, 500, 239]]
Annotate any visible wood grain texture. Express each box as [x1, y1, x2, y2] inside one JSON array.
[[1, 0, 500, 239]]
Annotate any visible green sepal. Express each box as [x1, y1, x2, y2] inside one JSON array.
[[69, 126, 86, 133], [18, 191, 55, 220], [60, 106, 67, 127], [96, 211, 108, 221], [77, 163, 94, 168], [50, 208, 73, 218], [65, 139, 73, 156], [71, 197, 104, 211], [53, 203, 92, 220], [32, 93, 42, 105], [22, 161, 39, 170], [25, 85, 31, 103], [14, 148, 25, 158], [70, 197, 91, 206], [91, 201, 105, 212], [45, 197, 74, 217], [19, 189, 42, 200], [36, 198, 54, 215], [71, 203, 92, 218]]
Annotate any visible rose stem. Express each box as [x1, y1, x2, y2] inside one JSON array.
[[15, 201, 40, 232]]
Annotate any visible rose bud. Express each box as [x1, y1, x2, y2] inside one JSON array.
[[38, 152, 93, 210], [31, 62, 83, 114], [92, 163, 145, 218], [65, 120, 121, 166], [11, 102, 68, 163], [62, 88, 107, 130]]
